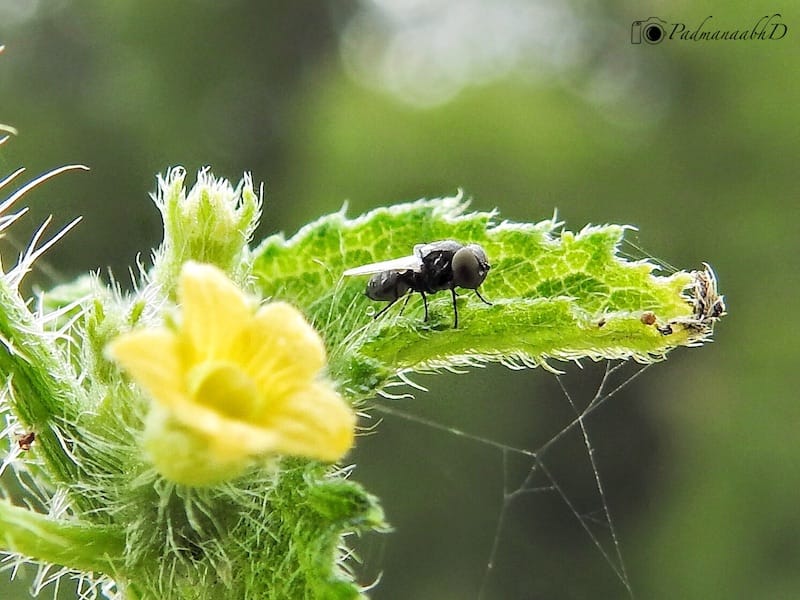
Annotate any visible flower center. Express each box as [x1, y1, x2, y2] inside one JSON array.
[[188, 361, 261, 420]]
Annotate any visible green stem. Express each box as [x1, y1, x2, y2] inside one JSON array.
[[0, 278, 84, 486], [0, 499, 125, 574]]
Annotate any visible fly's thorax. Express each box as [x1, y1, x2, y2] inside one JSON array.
[[418, 248, 457, 292]]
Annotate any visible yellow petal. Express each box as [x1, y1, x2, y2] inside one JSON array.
[[187, 361, 261, 420], [266, 383, 355, 462], [179, 262, 251, 363], [169, 382, 354, 462], [157, 393, 284, 461], [143, 404, 256, 486], [167, 398, 280, 458], [233, 302, 327, 394], [106, 329, 186, 407]]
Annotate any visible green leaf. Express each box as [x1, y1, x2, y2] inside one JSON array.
[[0, 499, 125, 575], [251, 195, 722, 399]]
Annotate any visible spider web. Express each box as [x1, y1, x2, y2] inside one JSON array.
[[352, 237, 679, 598], [353, 358, 660, 599]]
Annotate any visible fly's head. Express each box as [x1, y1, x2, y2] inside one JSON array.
[[451, 244, 490, 290]]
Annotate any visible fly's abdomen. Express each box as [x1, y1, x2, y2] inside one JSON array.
[[366, 271, 411, 301]]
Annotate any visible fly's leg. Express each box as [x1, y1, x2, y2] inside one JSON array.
[[420, 291, 429, 322], [374, 297, 402, 319], [450, 288, 459, 329], [474, 288, 492, 306], [397, 293, 413, 317]]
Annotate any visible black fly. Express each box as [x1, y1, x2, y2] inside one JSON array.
[[344, 240, 492, 328]]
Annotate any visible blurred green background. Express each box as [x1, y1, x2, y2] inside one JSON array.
[[1, 1, 798, 598]]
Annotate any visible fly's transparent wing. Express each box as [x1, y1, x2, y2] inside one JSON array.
[[343, 255, 423, 276]]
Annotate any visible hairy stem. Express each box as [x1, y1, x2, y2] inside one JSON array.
[[0, 278, 85, 487], [0, 500, 125, 574]]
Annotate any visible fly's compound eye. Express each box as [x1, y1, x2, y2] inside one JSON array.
[[451, 245, 489, 289]]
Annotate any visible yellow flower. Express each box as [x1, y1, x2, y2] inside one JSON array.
[[107, 262, 355, 486]]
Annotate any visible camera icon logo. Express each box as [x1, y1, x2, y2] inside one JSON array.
[[631, 17, 667, 44]]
